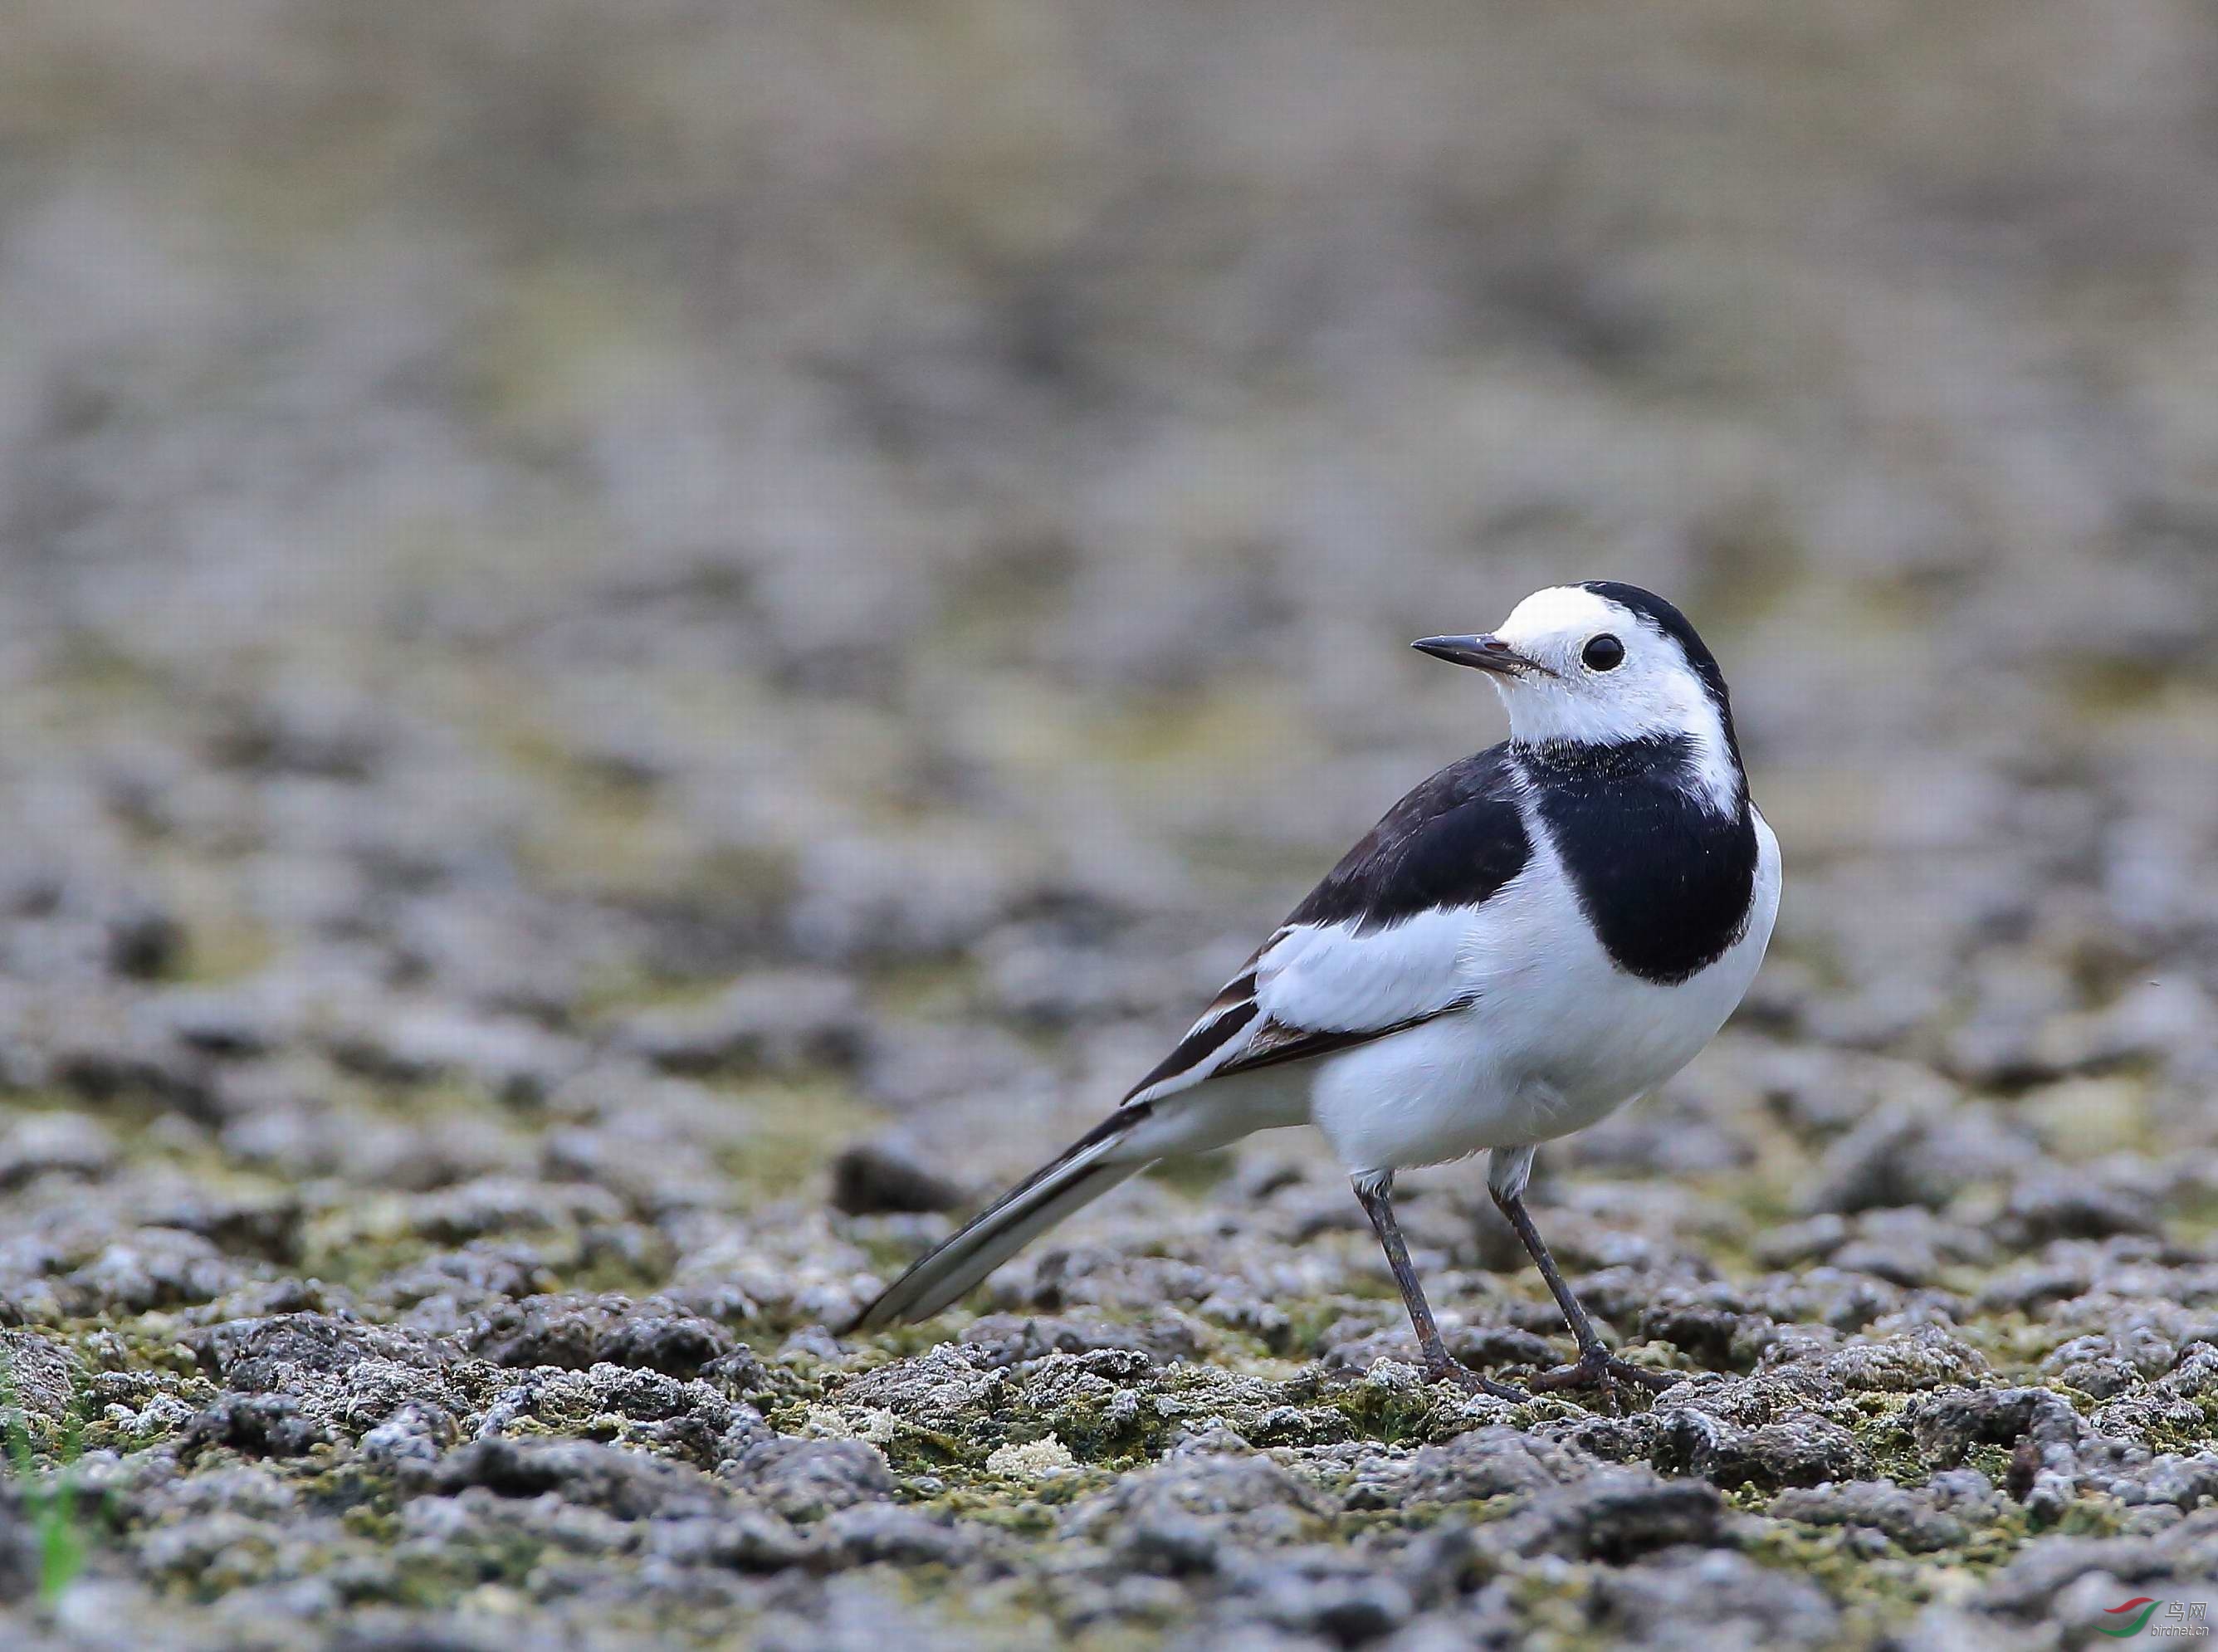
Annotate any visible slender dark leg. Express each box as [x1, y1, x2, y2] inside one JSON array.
[[1355, 1176, 1525, 1402], [1490, 1178, 1677, 1396]]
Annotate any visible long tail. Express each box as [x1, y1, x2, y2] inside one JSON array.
[[848, 1107, 1157, 1330]]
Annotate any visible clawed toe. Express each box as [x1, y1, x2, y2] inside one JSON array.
[[1528, 1347, 1678, 1403], [1424, 1358, 1528, 1403]]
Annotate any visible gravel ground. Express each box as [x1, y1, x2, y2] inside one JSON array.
[[3, 3, 2218, 1647]]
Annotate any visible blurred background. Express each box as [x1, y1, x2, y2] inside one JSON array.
[[2, 1, 2216, 1315]]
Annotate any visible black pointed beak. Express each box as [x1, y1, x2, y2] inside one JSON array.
[[1411, 633, 1542, 677]]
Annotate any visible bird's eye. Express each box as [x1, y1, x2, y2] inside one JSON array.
[[1581, 634, 1625, 672]]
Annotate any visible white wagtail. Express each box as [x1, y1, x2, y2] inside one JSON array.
[[854, 582, 1781, 1400]]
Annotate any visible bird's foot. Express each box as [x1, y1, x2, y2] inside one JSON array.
[[1424, 1356, 1527, 1404], [1528, 1346, 1678, 1406]]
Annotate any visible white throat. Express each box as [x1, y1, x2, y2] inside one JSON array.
[[1499, 679, 1742, 814]]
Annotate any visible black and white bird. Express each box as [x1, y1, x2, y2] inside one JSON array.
[[853, 582, 1781, 1399]]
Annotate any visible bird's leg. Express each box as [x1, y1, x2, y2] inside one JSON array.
[[1487, 1149, 1676, 1400], [1355, 1174, 1526, 1402]]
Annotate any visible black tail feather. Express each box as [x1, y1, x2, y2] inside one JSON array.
[[847, 1107, 1154, 1331]]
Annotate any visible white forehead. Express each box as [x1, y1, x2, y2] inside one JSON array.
[[1496, 584, 1624, 648]]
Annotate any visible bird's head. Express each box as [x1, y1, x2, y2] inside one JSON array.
[[1414, 581, 1745, 803]]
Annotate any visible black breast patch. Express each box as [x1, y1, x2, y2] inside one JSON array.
[[1525, 736, 1759, 985], [1287, 743, 1532, 936]]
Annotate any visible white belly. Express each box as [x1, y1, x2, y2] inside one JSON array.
[[1307, 807, 1781, 1177]]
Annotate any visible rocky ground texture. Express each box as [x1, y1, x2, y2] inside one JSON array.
[[4, 2, 2218, 1648]]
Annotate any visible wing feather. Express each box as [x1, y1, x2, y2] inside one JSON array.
[[1125, 744, 1531, 1106]]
